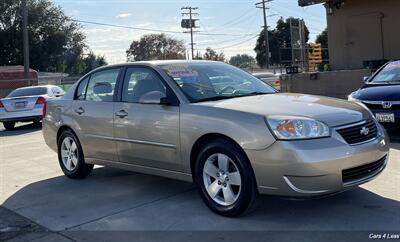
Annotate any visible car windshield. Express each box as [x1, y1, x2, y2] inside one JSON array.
[[159, 62, 276, 102], [370, 61, 400, 83], [7, 87, 48, 98]]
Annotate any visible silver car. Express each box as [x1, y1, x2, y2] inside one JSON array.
[[1, 85, 65, 130], [42, 61, 389, 217]]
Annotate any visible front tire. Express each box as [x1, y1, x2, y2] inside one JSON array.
[[194, 139, 257, 217], [57, 130, 93, 179], [3, 121, 15, 130]]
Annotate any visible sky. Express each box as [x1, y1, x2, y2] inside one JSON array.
[[52, 0, 327, 64]]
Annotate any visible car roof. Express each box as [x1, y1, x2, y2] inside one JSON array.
[[96, 60, 224, 69], [14, 85, 58, 90]]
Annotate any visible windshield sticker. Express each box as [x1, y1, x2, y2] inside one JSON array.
[[163, 65, 199, 79]]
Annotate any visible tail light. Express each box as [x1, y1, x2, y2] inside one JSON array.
[[0, 101, 3, 108], [36, 97, 47, 117]]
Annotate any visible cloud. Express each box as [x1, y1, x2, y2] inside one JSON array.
[[116, 13, 132, 19]]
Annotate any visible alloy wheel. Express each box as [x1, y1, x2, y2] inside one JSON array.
[[60, 137, 78, 171], [202, 153, 242, 206]]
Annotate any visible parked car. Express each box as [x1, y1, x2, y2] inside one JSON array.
[[0, 85, 65, 130], [349, 60, 400, 131], [252, 72, 281, 91], [43, 61, 389, 217]]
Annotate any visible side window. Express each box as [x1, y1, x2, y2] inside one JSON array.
[[86, 69, 120, 102], [75, 77, 90, 100], [122, 68, 166, 103]]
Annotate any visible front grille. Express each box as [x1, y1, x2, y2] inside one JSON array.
[[363, 102, 400, 110], [342, 155, 387, 184], [336, 120, 378, 145]]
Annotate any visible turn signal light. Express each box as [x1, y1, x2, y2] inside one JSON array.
[[0, 101, 3, 108]]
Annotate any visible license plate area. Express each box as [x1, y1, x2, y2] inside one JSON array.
[[15, 101, 26, 109], [375, 113, 395, 123]]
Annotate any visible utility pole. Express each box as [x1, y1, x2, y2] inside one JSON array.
[[256, 0, 273, 70], [181, 7, 199, 60], [22, 0, 30, 79]]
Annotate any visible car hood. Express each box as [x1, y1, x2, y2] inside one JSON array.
[[352, 83, 400, 101], [195, 93, 369, 127]]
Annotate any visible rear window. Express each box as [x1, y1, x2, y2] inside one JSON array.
[[7, 87, 48, 98]]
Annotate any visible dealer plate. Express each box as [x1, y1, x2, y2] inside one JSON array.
[[375, 113, 395, 123]]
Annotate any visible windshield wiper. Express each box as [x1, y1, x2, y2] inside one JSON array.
[[193, 92, 271, 103], [193, 96, 237, 103]]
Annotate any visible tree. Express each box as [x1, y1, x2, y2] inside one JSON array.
[[229, 54, 255, 68], [254, 17, 310, 67], [0, 0, 105, 75], [316, 28, 329, 62], [126, 34, 186, 61], [203, 47, 225, 62], [316, 28, 328, 48]]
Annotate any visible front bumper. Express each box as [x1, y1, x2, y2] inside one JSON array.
[[246, 123, 390, 197]]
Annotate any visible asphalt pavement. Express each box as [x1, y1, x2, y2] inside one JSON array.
[[0, 123, 399, 242]]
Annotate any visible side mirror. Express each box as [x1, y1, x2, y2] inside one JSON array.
[[55, 92, 64, 97], [139, 91, 169, 105], [93, 82, 113, 95], [363, 76, 370, 82]]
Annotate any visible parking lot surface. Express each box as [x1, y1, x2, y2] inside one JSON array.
[[1, 123, 399, 241]]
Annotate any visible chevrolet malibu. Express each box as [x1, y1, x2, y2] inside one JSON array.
[[43, 61, 389, 217]]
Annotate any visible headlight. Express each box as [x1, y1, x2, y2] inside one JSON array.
[[266, 116, 330, 140]]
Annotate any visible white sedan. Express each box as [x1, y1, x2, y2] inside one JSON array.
[[0, 85, 64, 130]]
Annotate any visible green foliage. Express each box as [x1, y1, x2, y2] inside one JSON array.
[[202, 47, 225, 62], [316, 28, 328, 47], [229, 54, 255, 68], [316, 28, 329, 62], [0, 0, 107, 75], [254, 17, 310, 68], [126, 34, 186, 61]]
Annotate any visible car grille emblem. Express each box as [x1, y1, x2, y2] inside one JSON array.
[[382, 101, 392, 109], [360, 127, 370, 136]]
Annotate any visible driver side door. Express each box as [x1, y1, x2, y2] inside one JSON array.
[[113, 67, 182, 171]]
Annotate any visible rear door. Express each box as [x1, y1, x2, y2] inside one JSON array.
[[72, 68, 122, 161]]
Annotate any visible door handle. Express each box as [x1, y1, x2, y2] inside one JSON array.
[[115, 110, 128, 118], [75, 107, 85, 115]]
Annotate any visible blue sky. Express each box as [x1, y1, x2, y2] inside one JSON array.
[[53, 0, 326, 64]]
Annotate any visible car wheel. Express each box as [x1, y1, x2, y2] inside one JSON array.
[[57, 129, 93, 179], [194, 139, 257, 217], [3, 121, 15, 130]]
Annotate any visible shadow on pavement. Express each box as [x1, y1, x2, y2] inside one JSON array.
[[0, 122, 41, 137], [2, 167, 399, 232]]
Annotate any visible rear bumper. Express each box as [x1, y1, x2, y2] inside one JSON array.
[[0, 106, 43, 122], [246, 123, 390, 197], [0, 115, 42, 122]]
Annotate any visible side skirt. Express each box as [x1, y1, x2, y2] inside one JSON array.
[[85, 158, 193, 183]]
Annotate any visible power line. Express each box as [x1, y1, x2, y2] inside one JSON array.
[[72, 19, 256, 37], [198, 35, 258, 51]]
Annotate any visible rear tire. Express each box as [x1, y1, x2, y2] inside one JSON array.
[[194, 139, 257, 217], [3, 121, 15, 130], [57, 129, 93, 179]]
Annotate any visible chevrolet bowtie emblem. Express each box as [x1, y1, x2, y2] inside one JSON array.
[[360, 127, 370, 136]]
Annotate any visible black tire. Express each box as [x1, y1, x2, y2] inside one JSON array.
[[57, 129, 93, 179], [3, 121, 15, 130], [194, 139, 258, 217]]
